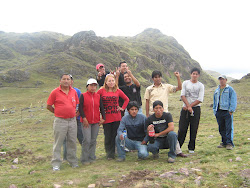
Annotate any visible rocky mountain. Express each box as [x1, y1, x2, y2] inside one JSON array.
[[0, 28, 216, 87]]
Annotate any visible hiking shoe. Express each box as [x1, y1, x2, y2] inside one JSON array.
[[153, 153, 159, 159], [53, 166, 60, 171], [226, 144, 233, 150], [177, 153, 188, 158], [167, 157, 175, 163], [189, 150, 195, 154], [116, 158, 125, 162], [137, 157, 146, 161], [217, 143, 226, 148]]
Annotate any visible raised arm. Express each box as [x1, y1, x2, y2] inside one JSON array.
[[174, 72, 182, 91], [127, 68, 140, 87]]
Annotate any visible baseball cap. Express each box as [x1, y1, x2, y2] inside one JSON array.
[[86, 78, 98, 87], [218, 75, 227, 80], [96, 63, 104, 70]]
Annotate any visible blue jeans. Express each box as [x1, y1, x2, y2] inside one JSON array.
[[216, 110, 234, 146], [147, 131, 177, 159], [63, 118, 83, 160], [124, 107, 143, 116], [116, 136, 149, 159]]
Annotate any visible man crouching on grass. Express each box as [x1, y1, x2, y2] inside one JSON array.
[[146, 100, 177, 163], [47, 74, 79, 171], [116, 101, 149, 161]]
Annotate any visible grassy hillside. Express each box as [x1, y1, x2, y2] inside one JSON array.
[[0, 75, 249, 187], [0, 28, 216, 88]]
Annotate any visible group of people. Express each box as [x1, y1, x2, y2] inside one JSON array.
[[47, 61, 237, 171]]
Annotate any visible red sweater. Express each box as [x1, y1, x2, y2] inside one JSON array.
[[97, 88, 129, 124], [79, 91, 105, 124]]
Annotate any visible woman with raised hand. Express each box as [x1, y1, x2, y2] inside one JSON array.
[[97, 74, 129, 160]]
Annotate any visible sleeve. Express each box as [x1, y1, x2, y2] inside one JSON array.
[[97, 88, 102, 95], [119, 89, 129, 110], [144, 87, 150, 100], [100, 97, 106, 120], [229, 87, 237, 112], [213, 90, 217, 115], [117, 117, 126, 137], [166, 113, 173, 124], [47, 90, 56, 105], [197, 83, 205, 103], [79, 94, 85, 118], [180, 81, 186, 96], [143, 115, 149, 142], [168, 84, 177, 93]]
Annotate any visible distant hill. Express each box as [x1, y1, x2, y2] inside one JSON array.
[[0, 28, 216, 87], [204, 70, 235, 82]]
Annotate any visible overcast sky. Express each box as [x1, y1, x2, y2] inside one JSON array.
[[1, 0, 249, 79]]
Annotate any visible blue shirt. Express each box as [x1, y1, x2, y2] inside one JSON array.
[[74, 87, 81, 120]]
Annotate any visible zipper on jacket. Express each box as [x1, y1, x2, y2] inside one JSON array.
[[92, 93, 94, 121]]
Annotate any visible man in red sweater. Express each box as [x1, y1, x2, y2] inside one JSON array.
[[47, 74, 79, 171]]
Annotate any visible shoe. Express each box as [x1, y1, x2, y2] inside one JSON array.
[[226, 144, 233, 150], [116, 158, 125, 162], [53, 166, 60, 171], [107, 157, 115, 161], [177, 153, 188, 158], [189, 150, 195, 154], [72, 164, 79, 168], [217, 143, 226, 148], [137, 157, 146, 161], [152, 153, 159, 159], [167, 157, 175, 163]]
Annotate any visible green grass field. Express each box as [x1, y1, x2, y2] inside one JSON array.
[[0, 79, 249, 187]]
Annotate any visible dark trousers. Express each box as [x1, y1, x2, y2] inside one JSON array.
[[103, 121, 120, 158], [216, 110, 234, 146], [63, 118, 83, 160], [178, 106, 201, 151], [147, 131, 177, 159]]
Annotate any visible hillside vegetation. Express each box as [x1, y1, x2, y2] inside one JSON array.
[[0, 28, 216, 88]]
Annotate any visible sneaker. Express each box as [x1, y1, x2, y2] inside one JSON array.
[[167, 157, 175, 163], [116, 158, 125, 162], [189, 150, 195, 154], [53, 166, 60, 171], [176, 153, 188, 158], [152, 153, 159, 159], [217, 143, 226, 148], [226, 144, 233, 150]]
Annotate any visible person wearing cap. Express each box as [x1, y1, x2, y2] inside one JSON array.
[[96, 63, 110, 87], [115, 101, 148, 162], [97, 74, 129, 160], [178, 68, 204, 154], [63, 74, 83, 161], [47, 74, 79, 171], [79, 78, 106, 165], [213, 75, 237, 150]]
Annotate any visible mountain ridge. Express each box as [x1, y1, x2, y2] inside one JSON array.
[[0, 28, 216, 87]]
